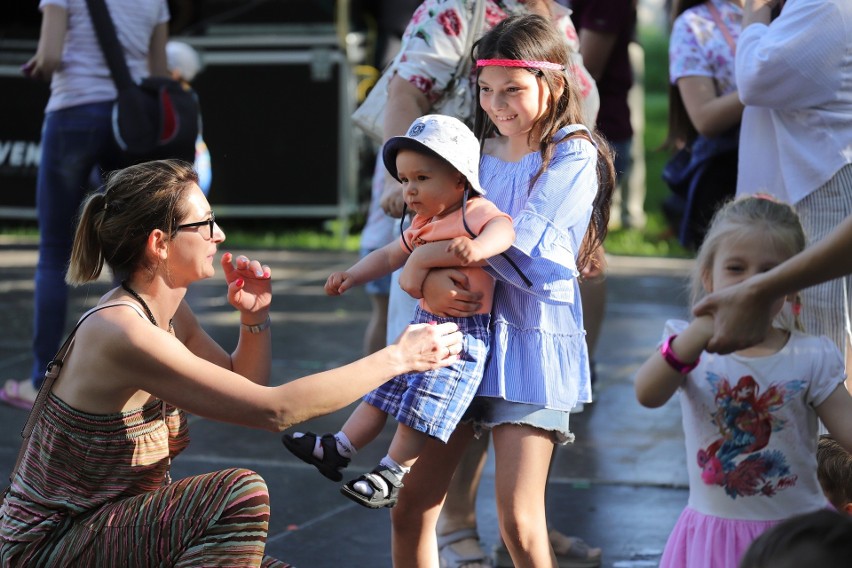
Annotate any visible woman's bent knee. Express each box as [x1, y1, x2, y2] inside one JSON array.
[[219, 469, 271, 519]]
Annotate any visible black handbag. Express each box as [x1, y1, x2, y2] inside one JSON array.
[[662, 128, 739, 250], [85, 0, 198, 167]]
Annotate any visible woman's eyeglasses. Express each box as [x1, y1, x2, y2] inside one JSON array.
[[175, 214, 216, 240]]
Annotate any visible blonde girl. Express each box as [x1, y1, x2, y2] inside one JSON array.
[[635, 196, 852, 568]]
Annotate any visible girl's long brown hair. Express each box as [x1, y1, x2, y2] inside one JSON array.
[[471, 14, 615, 272]]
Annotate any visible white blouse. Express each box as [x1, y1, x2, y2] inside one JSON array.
[[41, 0, 169, 113], [735, 0, 852, 203]]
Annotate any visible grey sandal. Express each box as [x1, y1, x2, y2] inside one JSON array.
[[438, 527, 493, 568], [340, 465, 403, 509]]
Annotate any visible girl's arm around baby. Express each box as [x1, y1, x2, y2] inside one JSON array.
[[400, 218, 515, 297], [634, 316, 713, 408], [447, 217, 515, 266]]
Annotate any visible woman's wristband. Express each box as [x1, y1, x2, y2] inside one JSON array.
[[241, 315, 271, 334], [660, 334, 699, 374]]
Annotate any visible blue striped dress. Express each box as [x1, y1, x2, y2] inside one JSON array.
[[479, 125, 597, 412]]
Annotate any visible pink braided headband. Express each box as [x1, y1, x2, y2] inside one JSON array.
[[476, 58, 565, 71]]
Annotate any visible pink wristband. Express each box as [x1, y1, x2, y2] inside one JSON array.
[[660, 335, 699, 374]]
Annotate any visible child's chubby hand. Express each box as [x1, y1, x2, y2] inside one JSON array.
[[446, 236, 482, 265], [325, 271, 356, 296]]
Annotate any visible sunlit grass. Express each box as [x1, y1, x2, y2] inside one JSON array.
[[225, 226, 361, 251], [0, 220, 362, 251], [606, 216, 690, 258], [604, 25, 685, 258]]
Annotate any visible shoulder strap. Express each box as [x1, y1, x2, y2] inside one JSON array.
[[706, 1, 737, 55], [83, 0, 135, 90], [455, 0, 487, 80], [9, 302, 147, 485]]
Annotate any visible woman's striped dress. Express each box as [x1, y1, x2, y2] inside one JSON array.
[[0, 393, 288, 567]]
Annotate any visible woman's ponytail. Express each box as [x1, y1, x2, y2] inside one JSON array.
[[66, 191, 107, 285]]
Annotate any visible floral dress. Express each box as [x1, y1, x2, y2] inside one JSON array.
[[669, 0, 743, 96], [394, 0, 599, 125]]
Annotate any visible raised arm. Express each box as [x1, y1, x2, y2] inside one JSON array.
[[634, 316, 713, 408], [325, 241, 409, 295], [695, 214, 852, 353], [741, 0, 777, 27], [177, 253, 272, 384], [737, 0, 844, 109]]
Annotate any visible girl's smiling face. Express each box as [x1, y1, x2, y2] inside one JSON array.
[[478, 65, 552, 142]]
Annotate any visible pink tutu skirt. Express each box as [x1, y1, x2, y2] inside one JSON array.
[[659, 507, 780, 568]]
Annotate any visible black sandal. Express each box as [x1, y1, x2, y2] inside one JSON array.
[[282, 431, 350, 482], [340, 465, 403, 509]]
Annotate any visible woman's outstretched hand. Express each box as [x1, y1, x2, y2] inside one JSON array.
[[221, 252, 272, 318], [394, 322, 463, 372], [692, 279, 773, 354]]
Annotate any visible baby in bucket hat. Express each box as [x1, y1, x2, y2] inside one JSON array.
[[283, 114, 516, 508]]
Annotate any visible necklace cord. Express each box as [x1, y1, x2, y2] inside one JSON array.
[[121, 281, 174, 331]]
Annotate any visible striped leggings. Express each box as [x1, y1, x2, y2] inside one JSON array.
[[7, 469, 289, 567], [796, 163, 852, 359]]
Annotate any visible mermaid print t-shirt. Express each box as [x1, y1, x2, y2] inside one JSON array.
[[664, 319, 845, 520]]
